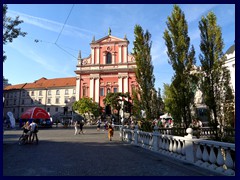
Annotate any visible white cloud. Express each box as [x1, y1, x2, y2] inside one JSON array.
[[8, 10, 100, 39]]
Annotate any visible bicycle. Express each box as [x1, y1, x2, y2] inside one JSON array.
[[18, 132, 29, 145]]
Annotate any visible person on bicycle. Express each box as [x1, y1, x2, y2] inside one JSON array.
[[22, 121, 30, 134], [29, 120, 39, 143]]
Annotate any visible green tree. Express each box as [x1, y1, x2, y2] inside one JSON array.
[[72, 97, 100, 120], [199, 12, 235, 133], [131, 88, 142, 119], [3, 4, 27, 62], [103, 92, 130, 121], [133, 24, 155, 120], [151, 88, 164, 119], [163, 5, 198, 127]]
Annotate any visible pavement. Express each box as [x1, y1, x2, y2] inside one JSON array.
[[3, 125, 223, 176]]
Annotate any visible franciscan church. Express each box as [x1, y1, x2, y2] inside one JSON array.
[[3, 29, 137, 119]]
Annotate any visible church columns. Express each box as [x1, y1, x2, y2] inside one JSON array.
[[118, 75, 128, 93], [95, 78, 100, 103], [119, 46, 122, 63], [90, 77, 94, 99], [76, 75, 81, 101], [123, 45, 127, 63], [91, 48, 95, 64], [90, 76, 100, 103], [96, 48, 100, 64]]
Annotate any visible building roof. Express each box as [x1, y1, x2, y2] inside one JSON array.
[[4, 77, 76, 91], [225, 44, 235, 55], [4, 83, 26, 90]]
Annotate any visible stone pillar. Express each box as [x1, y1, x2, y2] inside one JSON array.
[[123, 76, 128, 93], [96, 48, 99, 64], [118, 76, 123, 92], [123, 45, 127, 63], [76, 75, 81, 101], [90, 77, 94, 99], [91, 48, 95, 64], [119, 46, 122, 63], [184, 128, 196, 163], [95, 77, 99, 103], [153, 125, 159, 151], [134, 125, 139, 145], [112, 52, 115, 64]]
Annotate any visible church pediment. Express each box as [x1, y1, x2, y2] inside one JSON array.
[[92, 35, 128, 44]]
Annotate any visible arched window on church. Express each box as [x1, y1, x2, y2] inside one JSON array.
[[107, 88, 111, 94], [106, 52, 112, 64]]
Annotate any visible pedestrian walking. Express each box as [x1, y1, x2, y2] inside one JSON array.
[[108, 123, 114, 141], [74, 121, 79, 135], [97, 119, 101, 131], [79, 120, 85, 134]]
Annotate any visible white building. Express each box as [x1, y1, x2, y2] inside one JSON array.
[[3, 77, 76, 120]]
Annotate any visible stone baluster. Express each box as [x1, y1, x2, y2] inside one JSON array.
[[216, 147, 225, 173], [153, 125, 159, 151], [134, 125, 138, 145], [209, 145, 217, 170], [224, 148, 235, 175]]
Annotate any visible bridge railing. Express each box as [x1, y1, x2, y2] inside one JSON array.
[[121, 125, 235, 176]]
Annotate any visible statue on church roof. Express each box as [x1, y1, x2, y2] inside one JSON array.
[[92, 35, 95, 42], [108, 27, 111, 35]]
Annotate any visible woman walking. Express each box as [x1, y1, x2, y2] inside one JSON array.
[[108, 123, 114, 141]]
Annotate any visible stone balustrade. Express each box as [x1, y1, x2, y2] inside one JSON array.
[[121, 125, 235, 176]]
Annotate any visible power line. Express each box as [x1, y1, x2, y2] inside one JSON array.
[[55, 4, 75, 44]]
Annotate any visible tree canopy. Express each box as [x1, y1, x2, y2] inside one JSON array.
[[163, 5, 198, 127], [3, 4, 27, 62]]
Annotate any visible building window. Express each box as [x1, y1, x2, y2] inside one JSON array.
[[73, 89, 76, 94], [56, 90, 60, 95], [65, 89, 69, 95], [55, 107, 58, 112], [21, 108, 24, 113], [100, 88, 104, 96], [31, 91, 34, 96], [13, 108, 15, 113], [22, 91, 25, 97], [13, 99, 16, 105], [47, 107, 50, 112], [47, 98, 51, 104], [39, 90, 42, 96], [106, 52, 112, 64], [22, 99, 25, 105], [56, 98, 60, 104], [38, 99, 42, 104], [83, 87, 87, 97], [6, 100, 8, 106], [113, 87, 118, 93], [48, 90, 52, 96], [107, 88, 111, 94]]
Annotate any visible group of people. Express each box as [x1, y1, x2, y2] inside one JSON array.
[[22, 120, 39, 143]]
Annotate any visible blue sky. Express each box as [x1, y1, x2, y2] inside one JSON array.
[[3, 4, 235, 93]]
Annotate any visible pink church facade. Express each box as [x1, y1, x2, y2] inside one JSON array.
[[75, 34, 138, 108]]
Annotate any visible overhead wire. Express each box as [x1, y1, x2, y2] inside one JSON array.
[[55, 4, 75, 44]]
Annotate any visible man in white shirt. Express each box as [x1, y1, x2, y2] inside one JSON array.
[[29, 120, 39, 144]]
